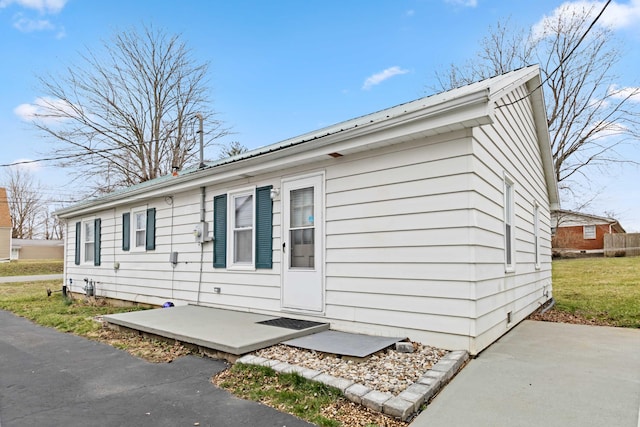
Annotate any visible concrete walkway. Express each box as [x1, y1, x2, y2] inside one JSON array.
[[0, 273, 63, 283], [411, 320, 640, 427]]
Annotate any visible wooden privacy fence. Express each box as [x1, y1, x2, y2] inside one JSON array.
[[604, 233, 640, 257]]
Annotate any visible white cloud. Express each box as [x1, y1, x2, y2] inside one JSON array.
[[12, 16, 54, 32], [14, 97, 77, 124], [2, 0, 67, 35], [362, 66, 409, 90], [533, 0, 640, 37], [9, 159, 42, 173], [0, 0, 67, 14], [608, 84, 640, 102], [406, 9, 415, 17], [444, 0, 478, 7], [14, 102, 39, 120]]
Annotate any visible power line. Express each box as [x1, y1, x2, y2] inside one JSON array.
[[496, 0, 612, 109], [0, 139, 162, 168]]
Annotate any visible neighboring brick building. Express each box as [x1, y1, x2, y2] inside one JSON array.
[[551, 209, 625, 254]]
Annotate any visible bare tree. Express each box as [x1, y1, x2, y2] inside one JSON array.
[[218, 141, 249, 159], [4, 168, 43, 239], [29, 25, 228, 193], [433, 6, 640, 191], [42, 207, 64, 240]]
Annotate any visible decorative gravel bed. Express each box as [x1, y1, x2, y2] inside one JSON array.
[[255, 342, 448, 395]]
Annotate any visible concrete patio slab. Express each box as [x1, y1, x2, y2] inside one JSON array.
[[411, 320, 640, 427], [103, 305, 328, 355]]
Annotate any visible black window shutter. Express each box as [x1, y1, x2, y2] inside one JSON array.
[[213, 194, 227, 268], [146, 208, 156, 250], [255, 186, 273, 269], [74, 222, 81, 265], [94, 218, 101, 266], [122, 213, 130, 251]]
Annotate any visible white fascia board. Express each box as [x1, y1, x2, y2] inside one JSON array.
[[526, 75, 560, 210]]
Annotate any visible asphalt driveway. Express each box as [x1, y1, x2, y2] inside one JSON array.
[[0, 310, 313, 427], [411, 320, 640, 427]]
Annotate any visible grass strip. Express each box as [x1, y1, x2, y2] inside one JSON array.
[[0, 259, 63, 277], [0, 280, 142, 335], [216, 363, 343, 427]]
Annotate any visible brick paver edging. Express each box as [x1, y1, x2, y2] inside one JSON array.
[[236, 349, 469, 421]]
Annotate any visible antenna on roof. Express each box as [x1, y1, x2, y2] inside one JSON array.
[[195, 113, 205, 169]]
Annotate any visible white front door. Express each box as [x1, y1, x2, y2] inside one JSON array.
[[282, 174, 324, 312]]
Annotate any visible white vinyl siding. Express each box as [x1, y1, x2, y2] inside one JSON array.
[[324, 132, 476, 346], [470, 83, 552, 353]]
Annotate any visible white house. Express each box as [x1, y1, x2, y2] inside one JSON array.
[[55, 65, 559, 355]]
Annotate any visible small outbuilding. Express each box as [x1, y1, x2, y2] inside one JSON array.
[[10, 239, 64, 260], [55, 65, 559, 355]]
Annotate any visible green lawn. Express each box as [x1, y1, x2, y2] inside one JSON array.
[[0, 259, 63, 277], [552, 257, 640, 328], [0, 280, 141, 335]]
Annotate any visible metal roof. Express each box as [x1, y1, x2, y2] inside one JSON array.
[[56, 65, 558, 217]]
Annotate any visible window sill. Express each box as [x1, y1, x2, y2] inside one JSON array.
[[227, 264, 256, 272]]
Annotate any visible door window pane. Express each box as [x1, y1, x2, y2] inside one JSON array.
[[290, 229, 314, 268], [289, 186, 314, 269], [290, 188, 314, 227]]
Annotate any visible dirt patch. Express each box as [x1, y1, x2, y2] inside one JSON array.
[[320, 400, 408, 426], [87, 327, 193, 363], [529, 308, 617, 327]]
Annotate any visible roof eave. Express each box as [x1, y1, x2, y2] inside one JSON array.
[[526, 73, 560, 210], [56, 88, 494, 219]]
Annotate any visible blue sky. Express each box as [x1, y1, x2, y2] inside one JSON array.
[[1, 0, 640, 229]]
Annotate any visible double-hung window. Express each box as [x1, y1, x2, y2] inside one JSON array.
[[133, 209, 147, 250], [122, 207, 156, 252], [74, 218, 101, 266], [229, 190, 254, 267], [583, 225, 596, 240], [84, 220, 95, 263], [504, 175, 515, 272], [213, 186, 273, 270], [534, 202, 540, 269]]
